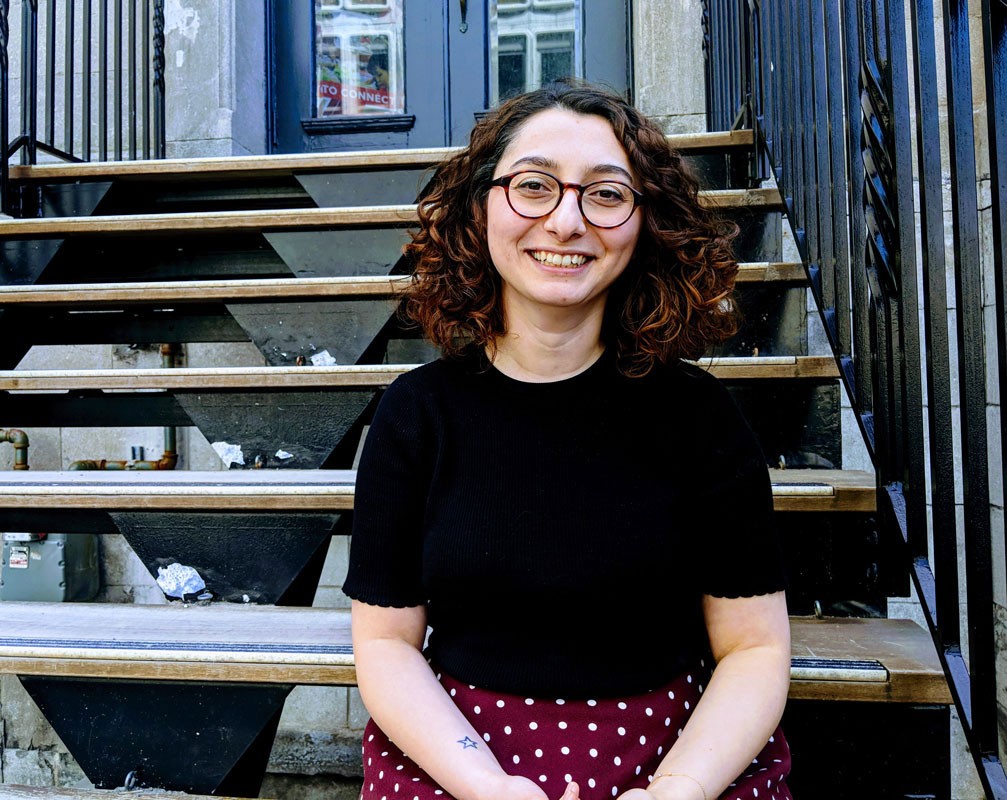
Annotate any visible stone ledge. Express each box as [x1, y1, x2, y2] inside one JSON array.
[[266, 730, 363, 779]]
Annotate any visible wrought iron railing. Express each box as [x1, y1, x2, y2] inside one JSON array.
[[0, 0, 166, 216], [704, 0, 1007, 796]]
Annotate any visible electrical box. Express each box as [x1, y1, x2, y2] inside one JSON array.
[[0, 533, 100, 602]]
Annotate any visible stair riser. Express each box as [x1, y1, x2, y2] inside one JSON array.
[[20, 676, 291, 795], [38, 229, 411, 283], [784, 701, 950, 798], [5, 283, 805, 362], [729, 383, 842, 470], [780, 512, 885, 617]]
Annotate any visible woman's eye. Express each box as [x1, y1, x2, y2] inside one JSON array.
[[516, 179, 552, 193], [587, 184, 630, 204]]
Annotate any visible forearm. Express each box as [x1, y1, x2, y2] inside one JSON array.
[[355, 637, 513, 800], [648, 645, 790, 800]]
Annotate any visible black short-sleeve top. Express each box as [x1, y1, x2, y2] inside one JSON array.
[[343, 349, 786, 698]]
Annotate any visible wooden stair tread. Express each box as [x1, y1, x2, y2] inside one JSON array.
[[0, 357, 838, 391], [0, 468, 871, 512], [0, 602, 947, 702], [0, 468, 359, 511], [8, 131, 754, 182], [768, 468, 876, 511], [700, 187, 784, 209], [0, 262, 804, 306], [0, 206, 418, 237], [0, 187, 782, 237], [734, 261, 805, 283], [789, 617, 951, 703], [0, 364, 413, 390]]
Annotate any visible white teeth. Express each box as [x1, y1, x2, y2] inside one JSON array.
[[531, 250, 587, 267]]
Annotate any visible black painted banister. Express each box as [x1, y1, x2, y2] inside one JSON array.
[[0, 0, 165, 216], [705, 0, 1007, 796]]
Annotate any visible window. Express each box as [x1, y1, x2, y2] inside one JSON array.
[[313, 0, 404, 117], [490, 0, 581, 106], [498, 35, 529, 101], [537, 31, 574, 86]]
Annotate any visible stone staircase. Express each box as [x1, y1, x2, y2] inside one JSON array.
[[0, 130, 951, 798]]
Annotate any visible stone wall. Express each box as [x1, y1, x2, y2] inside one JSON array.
[[632, 0, 706, 133]]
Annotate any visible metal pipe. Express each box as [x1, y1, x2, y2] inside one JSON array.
[[68, 455, 176, 470], [160, 343, 178, 462], [67, 345, 179, 472], [0, 428, 29, 469]]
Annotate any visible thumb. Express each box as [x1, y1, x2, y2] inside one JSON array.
[[561, 781, 580, 799]]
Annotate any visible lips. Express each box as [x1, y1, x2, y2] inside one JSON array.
[[530, 250, 591, 268]]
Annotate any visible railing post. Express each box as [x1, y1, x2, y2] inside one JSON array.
[[0, 0, 9, 216], [64, 0, 75, 157], [701, 1, 713, 132], [941, 0, 998, 789], [153, 0, 165, 159], [21, 0, 38, 166], [984, 22, 1007, 777]]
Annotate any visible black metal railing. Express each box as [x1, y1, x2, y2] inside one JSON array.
[[0, 0, 166, 215], [704, 0, 1007, 796]]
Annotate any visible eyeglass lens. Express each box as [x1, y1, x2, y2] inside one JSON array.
[[505, 171, 637, 228]]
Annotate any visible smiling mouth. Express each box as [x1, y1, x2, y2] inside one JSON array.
[[530, 250, 590, 268]]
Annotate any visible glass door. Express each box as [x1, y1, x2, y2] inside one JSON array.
[[268, 0, 629, 153]]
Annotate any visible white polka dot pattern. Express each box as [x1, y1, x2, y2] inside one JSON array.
[[359, 663, 792, 800]]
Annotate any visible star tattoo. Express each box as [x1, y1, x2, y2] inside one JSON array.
[[457, 736, 479, 749]]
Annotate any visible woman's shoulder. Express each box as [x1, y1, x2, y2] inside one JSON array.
[[648, 358, 762, 454], [388, 351, 483, 391], [648, 357, 735, 404], [377, 352, 487, 414]]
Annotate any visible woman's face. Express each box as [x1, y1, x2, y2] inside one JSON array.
[[486, 107, 643, 323]]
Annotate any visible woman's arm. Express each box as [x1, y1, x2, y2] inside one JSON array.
[[619, 591, 791, 800], [353, 600, 578, 800]]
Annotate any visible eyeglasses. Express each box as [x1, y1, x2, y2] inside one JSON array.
[[489, 170, 643, 229]]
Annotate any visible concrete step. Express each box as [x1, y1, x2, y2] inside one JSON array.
[[0, 601, 949, 704]]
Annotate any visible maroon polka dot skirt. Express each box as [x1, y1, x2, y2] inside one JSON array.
[[360, 663, 791, 800]]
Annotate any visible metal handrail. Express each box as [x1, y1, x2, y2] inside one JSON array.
[[0, 0, 165, 216], [704, 0, 1007, 796]]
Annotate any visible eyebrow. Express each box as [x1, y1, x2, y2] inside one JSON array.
[[507, 155, 635, 183]]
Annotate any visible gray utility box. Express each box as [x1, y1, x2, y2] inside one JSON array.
[[0, 533, 100, 602]]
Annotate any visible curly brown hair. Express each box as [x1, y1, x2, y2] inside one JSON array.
[[402, 80, 739, 376]]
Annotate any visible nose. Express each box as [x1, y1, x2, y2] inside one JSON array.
[[542, 186, 587, 240]]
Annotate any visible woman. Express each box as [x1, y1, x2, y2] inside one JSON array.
[[344, 81, 792, 800]]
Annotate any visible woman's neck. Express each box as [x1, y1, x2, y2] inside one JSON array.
[[489, 305, 606, 383]]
